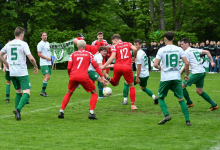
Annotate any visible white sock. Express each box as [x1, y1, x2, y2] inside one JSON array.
[[152, 95, 156, 100], [124, 98, 127, 102], [90, 110, 94, 114], [60, 109, 64, 113]]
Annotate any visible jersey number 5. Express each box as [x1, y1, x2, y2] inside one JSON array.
[[11, 48, 17, 60], [120, 48, 129, 59], [77, 57, 83, 69]]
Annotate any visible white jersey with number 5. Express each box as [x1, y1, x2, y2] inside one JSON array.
[[185, 47, 205, 74], [1, 39, 31, 76], [156, 45, 186, 81], [135, 49, 149, 77], [88, 53, 103, 71]]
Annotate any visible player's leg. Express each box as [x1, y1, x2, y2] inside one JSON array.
[[40, 65, 51, 97], [121, 81, 130, 105], [182, 83, 193, 107], [107, 66, 121, 86], [5, 71, 11, 103], [88, 71, 104, 98], [139, 76, 158, 105]]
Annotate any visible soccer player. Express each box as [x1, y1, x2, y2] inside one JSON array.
[[88, 46, 113, 98], [37, 32, 51, 97], [58, 40, 108, 119], [153, 31, 192, 126], [180, 38, 218, 111], [122, 39, 158, 105], [100, 34, 138, 110], [0, 27, 38, 121], [92, 32, 110, 48]]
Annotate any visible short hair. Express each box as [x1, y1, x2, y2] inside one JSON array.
[[111, 34, 121, 41], [98, 46, 108, 52], [14, 27, 25, 37], [97, 32, 103, 36], [77, 40, 86, 48], [163, 31, 174, 41], [180, 38, 191, 45], [41, 32, 47, 36], [134, 39, 142, 45]]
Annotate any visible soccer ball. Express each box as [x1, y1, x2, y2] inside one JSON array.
[[103, 87, 112, 97]]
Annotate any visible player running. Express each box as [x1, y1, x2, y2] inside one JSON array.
[[122, 39, 158, 105], [0, 27, 38, 121], [100, 34, 138, 110], [58, 40, 108, 120], [153, 31, 192, 126], [180, 38, 218, 111]]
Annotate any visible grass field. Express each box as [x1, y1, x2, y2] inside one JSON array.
[[0, 70, 220, 150]]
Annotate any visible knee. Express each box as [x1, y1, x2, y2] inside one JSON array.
[[6, 80, 11, 85], [140, 87, 145, 90], [196, 90, 202, 95], [67, 91, 73, 95]]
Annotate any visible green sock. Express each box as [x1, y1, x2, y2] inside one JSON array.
[[183, 88, 192, 104], [15, 93, 22, 109], [200, 91, 216, 106], [179, 100, 190, 121], [6, 84, 10, 100], [42, 80, 48, 92], [17, 93, 29, 111], [123, 82, 129, 98], [158, 98, 169, 116], [98, 82, 103, 97], [142, 88, 153, 97]]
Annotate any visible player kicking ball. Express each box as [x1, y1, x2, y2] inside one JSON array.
[[153, 31, 192, 126], [122, 39, 158, 105], [58, 40, 108, 119], [100, 34, 138, 110], [180, 38, 218, 111]]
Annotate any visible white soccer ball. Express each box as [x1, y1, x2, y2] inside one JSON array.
[[103, 87, 112, 97]]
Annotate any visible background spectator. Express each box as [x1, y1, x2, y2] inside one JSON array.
[[209, 41, 217, 73], [216, 41, 220, 73]]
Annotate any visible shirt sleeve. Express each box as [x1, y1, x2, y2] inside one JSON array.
[[180, 49, 186, 58], [111, 45, 116, 53], [24, 43, 31, 55], [67, 53, 73, 75], [198, 49, 203, 54], [96, 54, 103, 64], [128, 42, 132, 48], [1, 44, 8, 54], [136, 53, 142, 64], [155, 49, 162, 59], [37, 42, 42, 52]]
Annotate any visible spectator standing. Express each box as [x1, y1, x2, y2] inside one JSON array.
[[216, 41, 220, 73], [150, 41, 159, 57], [208, 41, 217, 73]]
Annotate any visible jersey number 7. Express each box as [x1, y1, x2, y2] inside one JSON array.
[[77, 57, 83, 69]]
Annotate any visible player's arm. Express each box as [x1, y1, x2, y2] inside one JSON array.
[[101, 52, 116, 69], [27, 54, 38, 74], [136, 64, 141, 83], [91, 60, 103, 77], [38, 52, 51, 61], [181, 57, 189, 79], [0, 51, 8, 69], [153, 58, 161, 70], [131, 45, 137, 59], [202, 50, 215, 67], [67, 54, 73, 76], [2, 54, 7, 73], [180, 66, 185, 75]]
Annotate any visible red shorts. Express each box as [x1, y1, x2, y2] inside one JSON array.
[[113, 65, 134, 84], [68, 77, 96, 93]]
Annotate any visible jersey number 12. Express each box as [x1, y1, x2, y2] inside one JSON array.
[[120, 48, 129, 59]]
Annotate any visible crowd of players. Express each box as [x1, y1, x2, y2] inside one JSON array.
[[0, 27, 218, 126]]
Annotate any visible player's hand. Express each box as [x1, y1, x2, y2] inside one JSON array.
[[184, 75, 189, 81], [100, 65, 105, 70], [158, 66, 161, 71], [5, 62, 9, 70], [33, 67, 38, 74], [131, 57, 135, 63], [180, 70, 183, 75], [136, 78, 141, 84], [215, 57, 218, 60], [211, 62, 215, 67], [47, 57, 52, 61], [2, 67, 6, 74]]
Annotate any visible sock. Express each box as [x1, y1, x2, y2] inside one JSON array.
[[123, 82, 129, 98], [98, 82, 103, 97], [90, 110, 94, 114], [60, 93, 72, 110], [17, 93, 29, 111], [6, 84, 10, 100], [60, 109, 64, 113], [124, 98, 127, 102], [130, 87, 135, 105], [152, 95, 157, 100], [183, 88, 192, 104], [142, 88, 153, 97], [110, 78, 118, 86], [15, 93, 22, 109], [42, 80, 48, 92], [199, 91, 216, 106], [179, 100, 190, 121], [158, 98, 169, 116], [90, 93, 98, 110]]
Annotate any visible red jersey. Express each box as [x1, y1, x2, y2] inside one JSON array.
[[67, 50, 103, 78], [111, 41, 132, 66], [85, 44, 98, 55], [92, 39, 110, 48]]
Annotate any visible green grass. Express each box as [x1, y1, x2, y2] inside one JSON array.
[[0, 70, 220, 150]]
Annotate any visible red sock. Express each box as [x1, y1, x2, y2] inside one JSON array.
[[130, 87, 135, 105], [110, 78, 118, 86], [90, 93, 98, 110], [61, 93, 71, 110]]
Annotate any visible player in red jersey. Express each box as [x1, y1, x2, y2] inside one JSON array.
[[58, 40, 108, 119], [92, 32, 110, 48], [100, 34, 138, 110]]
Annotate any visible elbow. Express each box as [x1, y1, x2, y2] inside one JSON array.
[[153, 63, 157, 68]]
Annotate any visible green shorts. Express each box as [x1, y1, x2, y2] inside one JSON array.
[[88, 70, 99, 81], [5, 71, 11, 81], [11, 75, 31, 90], [158, 80, 183, 98], [134, 75, 149, 87], [40, 65, 52, 75], [182, 72, 206, 88]]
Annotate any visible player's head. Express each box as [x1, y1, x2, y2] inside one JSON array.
[[134, 39, 142, 50], [98, 46, 108, 57], [163, 31, 174, 44], [41, 32, 47, 42], [77, 40, 86, 49], [180, 37, 190, 50], [111, 34, 121, 44], [160, 40, 164, 44], [206, 40, 209, 45], [14, 27, 25, 40], [97, 32, 103, 41]]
